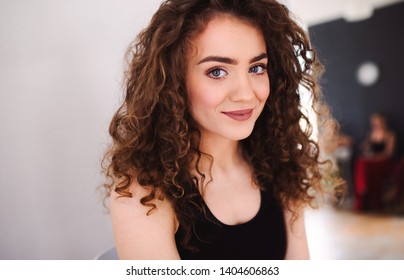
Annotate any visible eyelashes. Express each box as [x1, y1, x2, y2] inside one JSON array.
[[207, 68, 227, 79], [249, 65, 266, 74], [206, 64, 267, 80]]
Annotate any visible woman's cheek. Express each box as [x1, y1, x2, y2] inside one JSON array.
[[191, 84, 229, 109], [256, 79, 270, 101]]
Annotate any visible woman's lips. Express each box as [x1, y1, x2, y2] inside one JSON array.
[[222, 109, 253, 121]]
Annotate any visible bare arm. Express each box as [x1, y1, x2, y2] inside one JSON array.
[[284, 207, 310, 260], [362, 136, 371, 156], [383, 132, 395, 158], [110, 181, 180, 259]]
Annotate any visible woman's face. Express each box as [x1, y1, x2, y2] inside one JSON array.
[[186, 15, 270, 142], [370, 114, 386, 129]]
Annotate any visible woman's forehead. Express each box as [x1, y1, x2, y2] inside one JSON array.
[[187, 15, 266, 63]]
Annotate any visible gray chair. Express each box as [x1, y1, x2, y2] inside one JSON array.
[[95, 247, 119, 260]]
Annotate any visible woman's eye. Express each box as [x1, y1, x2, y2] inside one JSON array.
[[207, 68, 227, 79], [249, 65, 266, 74]]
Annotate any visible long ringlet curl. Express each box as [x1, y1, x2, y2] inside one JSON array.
[[103, 0, 338, 250]]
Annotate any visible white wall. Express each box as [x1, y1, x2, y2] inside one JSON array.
[[0, 0, 161, 259]]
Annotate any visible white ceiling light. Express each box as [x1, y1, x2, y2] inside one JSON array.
[[356, 61, 380, 86], [343, 0, 374, 22]]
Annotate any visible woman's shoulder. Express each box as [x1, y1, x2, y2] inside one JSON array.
[[111, 182, 175, 219], [387, 130, 396, 139], [110, 179, 180, 259]]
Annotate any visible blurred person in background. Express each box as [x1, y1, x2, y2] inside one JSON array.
[[354, 112, 396, 211], [362, 112, 395, 160]]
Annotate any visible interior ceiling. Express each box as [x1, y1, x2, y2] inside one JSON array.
[[289, 0, 404, 26]]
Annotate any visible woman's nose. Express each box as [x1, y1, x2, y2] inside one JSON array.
[[230, 74, 255, 102]]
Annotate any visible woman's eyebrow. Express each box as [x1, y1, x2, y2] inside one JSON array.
[[250, 53, 268, 63], [197, 53, 268, 65], [197, 56, 237, 65]]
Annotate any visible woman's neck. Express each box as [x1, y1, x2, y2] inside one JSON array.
[[198, 134, 246, 174]]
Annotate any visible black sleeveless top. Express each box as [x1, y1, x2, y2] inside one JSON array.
[[175, 189, 287, 259], [370, 141, 386, 154]]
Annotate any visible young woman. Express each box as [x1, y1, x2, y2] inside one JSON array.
[[103, 0, 334, 259], [362, 112, 395, 160], [354, 113, 396, 210]]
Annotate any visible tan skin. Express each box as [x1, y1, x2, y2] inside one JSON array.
[[363, 113, 395, 160], [111, 15, 309, 260]]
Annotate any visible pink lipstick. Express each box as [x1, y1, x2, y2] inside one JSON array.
[[222, 109, 253, 121]]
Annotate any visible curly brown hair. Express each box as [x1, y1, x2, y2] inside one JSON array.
[[103, 0, 335, 250]]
